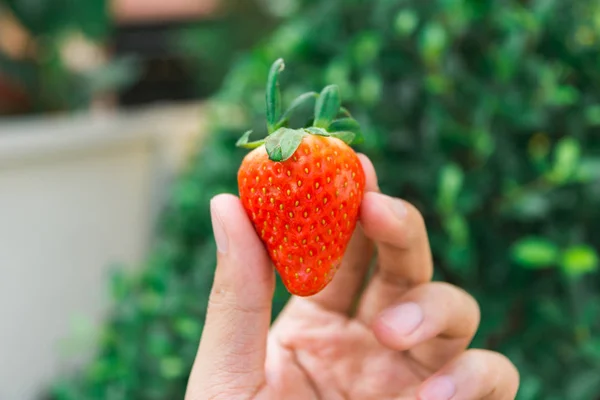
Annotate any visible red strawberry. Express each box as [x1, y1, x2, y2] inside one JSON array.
[[238, 134, 365, 296], [236, 59, 366, 296]]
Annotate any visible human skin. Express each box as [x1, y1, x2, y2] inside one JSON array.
[[184, 154, 520, 400]]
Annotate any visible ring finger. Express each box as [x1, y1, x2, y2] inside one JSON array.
[[416, 349, 520, 400], [371, 281, 481, 372]]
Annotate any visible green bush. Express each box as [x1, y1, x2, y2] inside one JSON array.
[[50, 0, 600, 399], [0, 0, 275, 114], [0, 0, 140, 114]]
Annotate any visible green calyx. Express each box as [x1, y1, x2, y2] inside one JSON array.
[[235, 58, 364, 162]]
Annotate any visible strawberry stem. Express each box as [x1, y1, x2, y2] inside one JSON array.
[[313, 85, 341, 129], [236, 130, 265, 149], [265, 128, 306, 161], [331, 131, 356, 144], [236, 58, 365, 154], [328, 118, 364, 144], [339, 106, 353, 118], [274, 91, 319, 131], [266, 58, 285, 134]]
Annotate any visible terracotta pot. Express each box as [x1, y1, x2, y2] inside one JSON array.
[[111, 0, 220, 24], [0, 73, 30, 115]]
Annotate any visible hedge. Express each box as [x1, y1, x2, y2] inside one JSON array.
[[50, 0, 600, 399]]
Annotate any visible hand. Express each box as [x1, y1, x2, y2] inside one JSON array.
[[185, 155, 520, 400]]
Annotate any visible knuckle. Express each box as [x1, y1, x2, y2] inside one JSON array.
[[414, 281, 475, 306], [207, 286, 269, 316], [464, 349, 520, 395], [488, 351, 521, 399], [494, 351, 521, 382], [463, 348, 493, 376], [390, 200, 425, 248], [429, 282, 481, 325], [405, 201, 426, 227]]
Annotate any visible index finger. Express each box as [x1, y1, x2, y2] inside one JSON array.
[[355, 192, 433, 324]]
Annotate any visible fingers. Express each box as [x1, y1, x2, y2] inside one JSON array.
[[417, 349, 520, 400], [295, 153, 379, 314], [185, 194, 275, 399], [356, 192, 433, 323], [372, 282, 480, 371]]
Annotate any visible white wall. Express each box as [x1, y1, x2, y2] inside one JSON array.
[[0, 103, 205, 400]]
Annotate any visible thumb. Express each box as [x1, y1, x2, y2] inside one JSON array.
[[186, 194, 275, 399]]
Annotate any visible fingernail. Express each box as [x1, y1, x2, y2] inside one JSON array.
[[389, 198, 408, 219], [380, 302, 423, 336], [419, 376, 456, 400], [210, 199, 228, 254]]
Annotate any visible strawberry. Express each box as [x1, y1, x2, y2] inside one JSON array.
[[236, 59, 366, 297]]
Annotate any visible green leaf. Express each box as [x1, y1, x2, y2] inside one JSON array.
[[352, 32, 381, 66], [329, 118, 364, 144], [275, 91, 319, 130], [236, 130, 265, 149], [443, 213, 469, 246], [160, 357, 184, 379], [517, 376, 543, 400], [338, 106, 353, 118], [510, 237, 559, 269], [547, 137, 581, 183], [75, 0, 110, 39], [395, 10, 419, 37], [528, 132, 551, 162], [4, 0, 109, 39], [314, 84, 341, 128], [174, 318, 201, 339], [585, 105, 600, 126], [265, 128, 306, 161], [581, 338, 600, 359], [560, 245, 599, 278], [266, 19, 310, 59], [549, 85, 579, 106], [509, 192, 551, 219], [419, 22, 447, 65], [566, 369, 600, 400], [331, 131, 356, 145], [266, 58, 285, 133], [325, 60, 353, 98], [576, 158, 600, 182], [425, 73, 450, 94], [437, 163, 464, 213], [358, 72, 383, 106], [305, 127, 330, 136]]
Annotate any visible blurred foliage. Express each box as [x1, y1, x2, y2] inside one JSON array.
[[169, 0, 280, 98], [49, 0, 600, 399], [0, 0, 293, 114], [0, 0, 138, 114]]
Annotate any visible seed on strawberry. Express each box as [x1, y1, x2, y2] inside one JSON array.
[[236, 58, 366, 297]]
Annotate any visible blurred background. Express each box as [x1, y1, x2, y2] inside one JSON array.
[[1, 0, 600, 399]]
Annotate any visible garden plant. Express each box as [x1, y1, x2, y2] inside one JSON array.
[[50, 0, 600, 399]]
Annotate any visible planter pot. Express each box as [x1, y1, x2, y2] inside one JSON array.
[[0, 73, 30, 115], [0, 102, 205, 400]]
